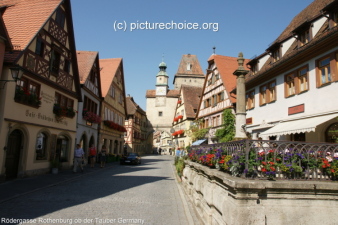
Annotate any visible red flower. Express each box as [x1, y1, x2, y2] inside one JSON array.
[[262, 161, 267, 165], [262, 168, 267, 172], [270, 167, 276, 171]]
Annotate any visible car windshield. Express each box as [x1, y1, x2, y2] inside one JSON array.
[[127, 153, 138, 157]]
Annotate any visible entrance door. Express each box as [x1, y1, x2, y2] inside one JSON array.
[[5, 129, 23, 179]]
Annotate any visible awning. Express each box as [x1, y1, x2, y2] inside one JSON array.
[[192, 139, 207, 146], [260, 114, 338, 138]]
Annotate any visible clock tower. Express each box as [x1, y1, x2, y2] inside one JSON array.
[[155, 61, 169, 96]]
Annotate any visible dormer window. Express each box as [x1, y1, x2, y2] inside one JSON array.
[[272, 49, 280, 63], [251, 63, 258, 75], [187, 63, 192, 71], [299, 29, 311, 46], [333, 11, 338, 26]]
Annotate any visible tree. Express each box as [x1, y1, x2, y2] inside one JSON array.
[[215, 108, 235, 142]]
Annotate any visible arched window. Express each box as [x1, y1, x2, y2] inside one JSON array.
[[36, 133, 47, 160], [326, 123, 338, 143]]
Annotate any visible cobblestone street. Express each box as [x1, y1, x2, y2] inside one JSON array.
[[0, 155, 199, 225]]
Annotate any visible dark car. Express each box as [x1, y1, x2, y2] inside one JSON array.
[[120, 153, 141, 165]]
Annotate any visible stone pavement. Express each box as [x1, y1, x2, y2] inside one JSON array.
[[0, 155, 202, 225], [0, 160, 119, 204]]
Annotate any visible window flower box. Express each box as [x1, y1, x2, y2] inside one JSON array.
[[53, 104, 76, 120], [82, 108, 102, 123], [103, 120, 127, 132], [14, 87, 41, 107]]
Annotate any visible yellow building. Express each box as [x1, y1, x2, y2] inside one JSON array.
[[0, 0, 81, 180], [99, 58, 127, 155]]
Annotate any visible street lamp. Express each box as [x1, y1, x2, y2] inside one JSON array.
[[0, 65, 24, 89]]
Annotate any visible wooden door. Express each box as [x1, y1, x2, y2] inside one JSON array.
[[5, 129, 23, 179]]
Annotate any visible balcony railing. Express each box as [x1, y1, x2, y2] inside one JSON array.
[[189, 139, 338, 181]]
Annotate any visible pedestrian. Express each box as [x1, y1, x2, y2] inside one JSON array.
[[89, 144, 97, 168], [100, 145, 107, 168], [73, 144, 84, 173], [158, 148, 162, 155]]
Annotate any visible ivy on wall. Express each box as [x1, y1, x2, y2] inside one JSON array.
[[215, 108, 235, 142]]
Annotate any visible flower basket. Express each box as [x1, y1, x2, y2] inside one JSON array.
[[83, 109, 102, 123], [103, 120, 127, 132]]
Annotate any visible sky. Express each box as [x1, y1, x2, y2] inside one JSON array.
[[71, 0, 314, 111]]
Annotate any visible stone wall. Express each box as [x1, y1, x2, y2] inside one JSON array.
[[182, 160, 338, 225]]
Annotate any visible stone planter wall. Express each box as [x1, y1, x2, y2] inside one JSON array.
[[182, 160, 338, 225]]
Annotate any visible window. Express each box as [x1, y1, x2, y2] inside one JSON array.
[[285, 73, 295, 97], [158, 111, 163, 117], [204, 98, 211, 108], [299, 29, 311, 46], [326, 123, 338, 143], [35, 37, 44, 57], [89, 69, 96, 84], [110, 86, 115, 98], [55, 92, 74, 112], [55, 8, 65, 28], [259, 85, 267, 105], [272, 49, 280, 62], [50, 49, 61, 75], [268, 81, 276, 102], [246, 90, 255, 110], [187, 63, 191, 71], [83, 96, 97, 114], [212, 95, 217, 107], [64, 59, 70, 73], [332, 11, 338, 27], [15, 77, 41, 107], [119, 93, 123, 104], [251, 63, 258, 75], [259, 80, 276, 106], [298, 67, 308, 92], [36, 132, 47, 160], [318, 57, 331, 86]]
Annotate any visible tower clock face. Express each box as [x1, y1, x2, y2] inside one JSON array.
[[156, 87, 166, 95]]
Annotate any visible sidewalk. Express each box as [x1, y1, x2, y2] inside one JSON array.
[[0, 162, 118, 204]]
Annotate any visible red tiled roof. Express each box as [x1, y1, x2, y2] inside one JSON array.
[[1, 0, 62, 55], [181, 85, 203, 119], [175, 54, 204, 76], [99, 58, 122, 97], [126, 96, 146, 116], [208, 54, 250, 103], [145, 89, 180, 98], [77, 51, 98, 84]]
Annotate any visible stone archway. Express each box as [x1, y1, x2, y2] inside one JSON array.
[[5, 129, 23, 180]]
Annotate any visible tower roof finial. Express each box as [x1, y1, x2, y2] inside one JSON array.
[[213, 46, 216, 55]]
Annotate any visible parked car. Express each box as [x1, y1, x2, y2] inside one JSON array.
[[120, 153, 141, 165]]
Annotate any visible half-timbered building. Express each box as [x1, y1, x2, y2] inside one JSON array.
[[125, 96, 151, 155], [197, 54, 249, 144], [0, 0, 81, 180], [99, 58, 127, 155], [76, 51, 102, 159], [172, 85, 202, 148]]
